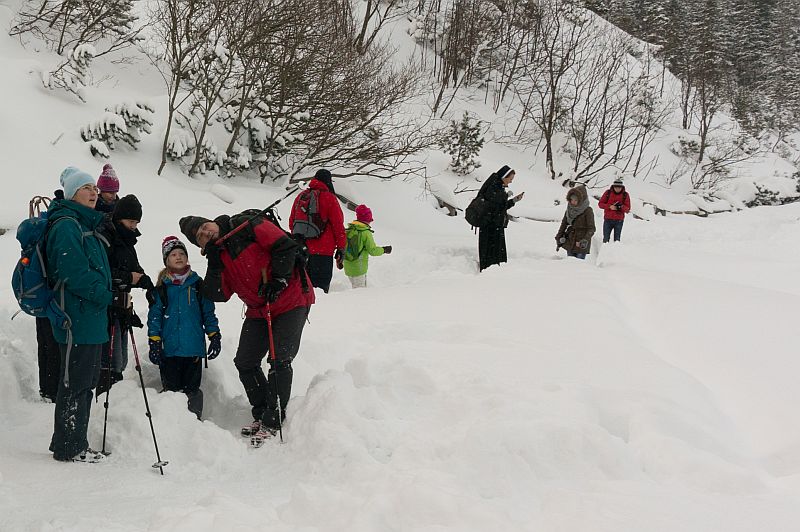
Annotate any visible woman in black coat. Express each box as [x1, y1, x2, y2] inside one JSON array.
[[96, 195, 152, 392], [477, 165, 524, 271]]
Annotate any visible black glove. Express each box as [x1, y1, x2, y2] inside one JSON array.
[[111, 290, 131, 312], [112, 278, 130, 292], [204, 241, 224, 270], [382, 246, 392, 254], [148, 338, 163, 365], [334, 249, 344, 270], [137, 274, 154, 291], [261, 277, 288, 303], [207, 333, 221, 360], [129, 311, 144, 329]]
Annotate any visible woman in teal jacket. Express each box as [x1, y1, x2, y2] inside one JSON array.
[[147, 236, 220, 419], [343, 205, 392, 288], [46, 167, 114, 463]]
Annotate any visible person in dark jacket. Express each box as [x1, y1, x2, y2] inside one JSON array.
[[95, 164, 120, 214], [477, 165, 524, 271], [95, 194, 152, 394], [147, 236, 220, 419], [46, 167, 118, 463], [36, 316, 60, 402], [555, 185, 596, 260], [288, 169, 346, 293], [37, 190, 66, 401], [180, 211, 315, 446], [598, 178, 631, 243]]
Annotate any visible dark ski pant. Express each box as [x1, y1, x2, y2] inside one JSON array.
[[478, 226, 507, 271], [307, 254, 334, 293], [160, 356, 203, 419], [234, 306, 309, 429], [50, 343, 102, 461], [36, 317, 61, 401], [567, 251, 587, 260], [602, 219, 624, 243]]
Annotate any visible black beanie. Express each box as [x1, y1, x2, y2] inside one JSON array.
[[314, 168, 335, 193], [112, 194, 142, 222], [179, 215, 211, 247]]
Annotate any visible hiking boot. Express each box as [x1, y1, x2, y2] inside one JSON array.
[[250, 427, 277, 448], [63, 448, 105, 463], [240, 420, 262, 437]]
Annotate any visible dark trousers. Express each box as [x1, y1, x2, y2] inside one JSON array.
[[233, 306, 309, 428], [36, 317, 61, 400], [567, 251, 587, 260], [160, 356, 203, 419], [602, 219, 624, 243], [307, 254, 334, 293], [50, 343, 102, 460], [478, 226, 507, 271]]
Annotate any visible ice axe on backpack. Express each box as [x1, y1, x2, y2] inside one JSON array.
[[213, 186, 300, 247]]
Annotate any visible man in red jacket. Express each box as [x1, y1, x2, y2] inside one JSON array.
[[598, 178, 631, 243], [289, 169, 346, 293], [179, 212, 315, 444]]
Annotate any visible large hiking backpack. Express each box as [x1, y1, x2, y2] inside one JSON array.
[[291, 189, 326, 239], [11, 197, 71, 330], [227, 208, 310, 292], [465, 194, 491, 228]]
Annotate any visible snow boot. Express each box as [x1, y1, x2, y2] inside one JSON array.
[[60, 448, 106, 463], [241, 419, 262, 437], [250, 427, 277, 448]]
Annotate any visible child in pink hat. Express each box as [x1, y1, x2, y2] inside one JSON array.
[[342, 205, 392, 288], [95, 164, 120, 214]]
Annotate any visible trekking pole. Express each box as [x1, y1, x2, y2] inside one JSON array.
[[214, 185, 300, 247], [128, 326, 169, 475], [100, 323, 116, 455], [266, 301, 284, 444], [260, 267, 284, 443]]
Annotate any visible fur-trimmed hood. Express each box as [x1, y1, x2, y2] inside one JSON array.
[[566, 185, 589, 203]]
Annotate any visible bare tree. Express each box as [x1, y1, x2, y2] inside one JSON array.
[[513, 0, 589, 179], [11, 0, 142, 101], [562, 29, 670, 181], [146, 0, 225, 174], [348, 0, 411, 54]]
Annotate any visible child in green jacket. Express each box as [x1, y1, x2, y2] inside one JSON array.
[[343, 205, 392, 288]]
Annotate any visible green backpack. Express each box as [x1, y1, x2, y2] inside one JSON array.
[[345, 226, 365, 261]]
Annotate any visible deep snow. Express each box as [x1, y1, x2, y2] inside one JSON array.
[[2, 4, 800, 531]]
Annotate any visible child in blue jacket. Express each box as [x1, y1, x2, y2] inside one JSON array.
[[147, 236, 221, 419]]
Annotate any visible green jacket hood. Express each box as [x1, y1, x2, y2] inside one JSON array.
[[347, 221, 373, 232]]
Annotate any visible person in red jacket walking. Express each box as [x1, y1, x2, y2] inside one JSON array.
[[289, 169, 346, 293], [598, 179, 631, 243], [179, 211, 315, 446]]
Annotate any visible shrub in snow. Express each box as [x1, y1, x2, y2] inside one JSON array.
[[42, 44, 96, 103], [439, 112, 485, 175], [80, 102, 154, 158], [746, 184, 800, 207], [86, 139, 111, 159]]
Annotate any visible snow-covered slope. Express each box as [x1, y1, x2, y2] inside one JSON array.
[[2, 4, 800, 531]]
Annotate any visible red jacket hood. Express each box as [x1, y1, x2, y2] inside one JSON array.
[[309, 179, 331, 193]]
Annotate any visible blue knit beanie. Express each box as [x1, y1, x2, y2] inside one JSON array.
[[59, 166, 95, 200]]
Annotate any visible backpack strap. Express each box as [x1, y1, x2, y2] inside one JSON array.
[[155, 279, 205, 323]]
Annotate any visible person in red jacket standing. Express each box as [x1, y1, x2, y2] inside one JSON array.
[[598, 178, 631, 243], [179, 212, 315, 446], [289, 169, 346, 293]]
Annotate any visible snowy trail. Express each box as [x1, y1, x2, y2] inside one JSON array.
[[3, 205, 800, 530]]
